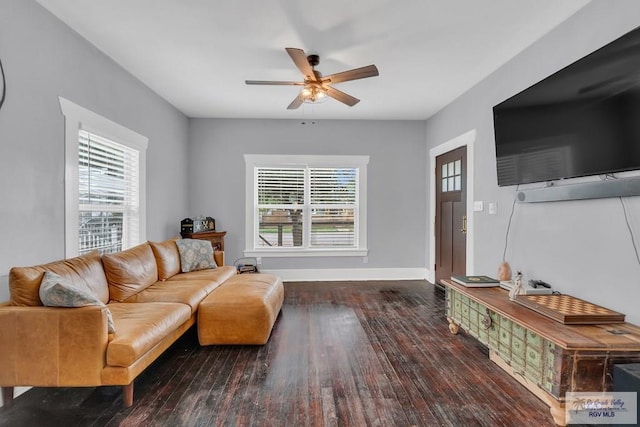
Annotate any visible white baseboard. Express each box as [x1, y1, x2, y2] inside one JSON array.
[[0, 386, 31, 407], [261, 267, 430, 282]]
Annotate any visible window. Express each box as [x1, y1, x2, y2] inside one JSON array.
[[60, 97, 148, 257], [441, 159, 462, 192], [77, 130, 140, 254], [244, 155, 368, 257]]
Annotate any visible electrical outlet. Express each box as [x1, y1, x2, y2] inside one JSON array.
[[363, 257, 368, 264], [256, 257, 262, 265]]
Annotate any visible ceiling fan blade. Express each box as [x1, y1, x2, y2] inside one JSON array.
[[287, 94, 305, 110], [325, 86, 360, 107], [285, 47, 317, 81], [322, 65, 379, 84], [245, 80, 304, 86]]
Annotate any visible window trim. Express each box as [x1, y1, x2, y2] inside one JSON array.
[[59, 97, 148, 258], [244, 154, 368, 258]]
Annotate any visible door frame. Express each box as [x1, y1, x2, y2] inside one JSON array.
[[428, 129, 476, 283]]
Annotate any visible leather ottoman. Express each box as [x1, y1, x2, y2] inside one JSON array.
[[197, 273, 284, 345]]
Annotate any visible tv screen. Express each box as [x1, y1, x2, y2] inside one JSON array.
[[493, 26, 640, 187]]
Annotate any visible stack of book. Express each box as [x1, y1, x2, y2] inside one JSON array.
[[450, 275, 499, 288]]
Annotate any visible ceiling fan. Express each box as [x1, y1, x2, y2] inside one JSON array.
[[245, 48, 379, 109]]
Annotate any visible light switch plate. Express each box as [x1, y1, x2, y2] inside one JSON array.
[[489, 202, 497, 215], [473, 201, 484, 212]]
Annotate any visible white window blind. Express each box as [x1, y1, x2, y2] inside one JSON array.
[[78, 130, 141, 255]]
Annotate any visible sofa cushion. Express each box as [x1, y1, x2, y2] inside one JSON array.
[[175, 239, 217, 273], [123, 280, 211, 313], [39, 271, 116, 333], [106, 302, 191, 367], [122, 268, 238, 313], [167, 265, 236, 284], [9, 251, 109, 306], [149, 239, 181, 281], [102, 243, 159, 302]]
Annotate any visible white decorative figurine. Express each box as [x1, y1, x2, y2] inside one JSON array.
[[509, 271, 523, 300]]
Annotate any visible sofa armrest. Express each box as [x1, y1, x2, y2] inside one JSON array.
[[0, 305, 109, 387], [214, 251, 224, 266]]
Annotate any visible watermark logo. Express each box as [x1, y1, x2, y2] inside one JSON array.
[[566, 392, 637, 425]]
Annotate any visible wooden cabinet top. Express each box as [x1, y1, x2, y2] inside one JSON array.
[[442, 279, 640, 351], [180, 230, 226, 238]]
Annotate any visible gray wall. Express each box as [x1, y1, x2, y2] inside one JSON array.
[[0, 0, 190, 301], [424, 0, 640, 324], [188, 119, 427, 271]]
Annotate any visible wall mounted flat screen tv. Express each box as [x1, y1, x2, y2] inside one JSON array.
[[493, 26, 640, 187]]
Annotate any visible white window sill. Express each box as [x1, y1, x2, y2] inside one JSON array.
[[244, 248, 368, 258]]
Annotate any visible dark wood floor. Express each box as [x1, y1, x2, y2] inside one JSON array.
[[0, 280, 563, 426]]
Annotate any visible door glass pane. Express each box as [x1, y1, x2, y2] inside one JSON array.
[[441, 159, 464, 193]]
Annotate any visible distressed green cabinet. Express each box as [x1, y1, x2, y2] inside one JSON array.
[[446, 288, 558, 395], [443, 280, 640, 426]]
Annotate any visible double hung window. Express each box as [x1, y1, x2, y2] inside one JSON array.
[[60, 97, 147, 257], [244, 155, 368, 257], [77, 130, 141, 255]]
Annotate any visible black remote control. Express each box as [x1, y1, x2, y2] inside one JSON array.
[[528, 279, 552, 289]]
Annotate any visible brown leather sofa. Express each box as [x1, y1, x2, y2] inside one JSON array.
[[0, 239, 283, 408]]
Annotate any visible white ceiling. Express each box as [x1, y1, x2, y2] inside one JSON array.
[[36, 0, 590, 120]]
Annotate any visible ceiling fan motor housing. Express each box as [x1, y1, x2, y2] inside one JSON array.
[[307, 54, 320, 67]]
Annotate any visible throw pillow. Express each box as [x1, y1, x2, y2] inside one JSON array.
[[175, 239, 217, 273], [39, 271, 116, 334]]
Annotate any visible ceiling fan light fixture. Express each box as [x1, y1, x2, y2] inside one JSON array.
[[300, 84, 327, 104]]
